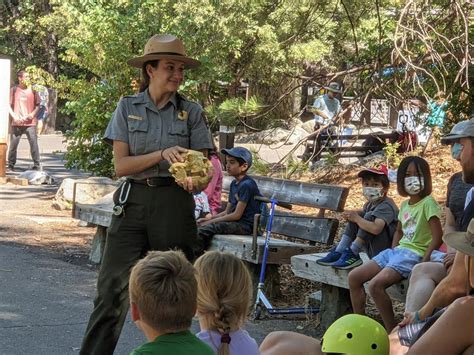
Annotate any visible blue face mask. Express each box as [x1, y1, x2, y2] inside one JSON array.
[[451, 143, 463, 159]]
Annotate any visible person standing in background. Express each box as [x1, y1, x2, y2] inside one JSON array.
[[8, 70, 41, 171]]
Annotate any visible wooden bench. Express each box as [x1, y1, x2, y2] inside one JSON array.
[[291, 251, 409, 329], [73, 174, 349, 297], [303, 130, 400, 162], [213, 175, 349, 296]]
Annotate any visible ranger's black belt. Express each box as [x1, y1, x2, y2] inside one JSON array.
[[129, 177, 175, 187]]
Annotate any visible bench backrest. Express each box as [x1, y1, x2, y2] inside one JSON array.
[[223, 175, 348, 212], [222, 174, 349, 245], [73, 174, 349, 246]]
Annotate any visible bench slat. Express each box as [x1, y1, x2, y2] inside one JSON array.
[[210, 234, 319, 264], [270, 213, 339, 244], [223, 175, 348, 212], [75, 203, 112, 227], [307, 131, 398, 141], [75, 203, 339, 245]]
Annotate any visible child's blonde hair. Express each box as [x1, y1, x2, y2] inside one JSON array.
[[194, 251, 253, 355], [129, 250, 197, 332]]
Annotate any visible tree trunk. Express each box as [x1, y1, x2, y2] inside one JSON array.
[[44, 88, 57, 134]]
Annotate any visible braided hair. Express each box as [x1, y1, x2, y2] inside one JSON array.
[[194, 251, 253, 355]]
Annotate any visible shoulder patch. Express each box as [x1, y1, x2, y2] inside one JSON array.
[[128, 115, 143, 120]]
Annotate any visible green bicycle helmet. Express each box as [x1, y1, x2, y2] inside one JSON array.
[[321, 314, 389, 355]]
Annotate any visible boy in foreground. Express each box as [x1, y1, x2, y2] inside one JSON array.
[[129, 250, 213, 355]]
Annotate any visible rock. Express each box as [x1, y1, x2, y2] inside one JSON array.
[[235, 125, 311, 145], [358, 151, 386, 165], [53, 177, 119, 210], [306, 290, 322, 308]]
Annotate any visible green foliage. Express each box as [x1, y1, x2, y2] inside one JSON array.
[[61, 80, 118, 176], [207, 96, 263, 126], [324, 151, 340, 167], [282, 156, 309, 179], [248, 148, 269, 176], [383, 142, 401, 168], [1, 0, 470, 177]]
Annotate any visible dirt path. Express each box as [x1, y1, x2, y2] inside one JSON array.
[[0, 184, 94, 265]]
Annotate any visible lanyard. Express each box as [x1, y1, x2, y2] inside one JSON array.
[[118, 180, 131, 205]]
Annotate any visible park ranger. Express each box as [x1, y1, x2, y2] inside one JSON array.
[[80, 34, 213, 355]]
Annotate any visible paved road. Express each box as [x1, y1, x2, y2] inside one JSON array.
[[0, 134, 319, 354], [0, 134, 144, 354], [6, 134, 87, 181], [0, 244, 144, 355]]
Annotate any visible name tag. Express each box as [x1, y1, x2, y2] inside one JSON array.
[[128, 115, 143, 121]]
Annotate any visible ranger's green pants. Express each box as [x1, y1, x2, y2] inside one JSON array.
[[80, 180, 196, 355]]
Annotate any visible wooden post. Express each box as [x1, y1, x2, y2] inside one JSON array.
[[0, 58, 11, 176], [218, 125, 235, 165], [0, 144, 6, 177], [246, 262, 282, 300], [319, 284, 352, 330], [361, 94, 372, 126], [89, 225, 107, 264], [389, 101, 402, 129]]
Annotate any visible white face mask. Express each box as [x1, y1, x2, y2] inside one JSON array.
[[362, 187, 383, 202], [404, 176, 424, 195]]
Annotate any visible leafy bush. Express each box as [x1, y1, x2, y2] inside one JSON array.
[[62, 81, 120, 177], [383, 142, 401, 168], [206, 96, 264, 127]]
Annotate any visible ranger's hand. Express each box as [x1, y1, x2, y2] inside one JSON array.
[[176, 176, 198, 194], [161, 146, 187, 164]]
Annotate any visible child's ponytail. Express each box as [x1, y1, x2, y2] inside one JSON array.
[[214, 304, 233, 355], [195, 251, 253, 355]]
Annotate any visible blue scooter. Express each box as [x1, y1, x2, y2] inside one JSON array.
[[253, 196, 320, 319]]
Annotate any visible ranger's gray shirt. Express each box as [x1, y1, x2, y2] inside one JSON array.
[[104, 90, 213, 180]]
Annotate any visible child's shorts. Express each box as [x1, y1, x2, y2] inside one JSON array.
[[429, 250, 445, 263], [372, 247, 421, 278]]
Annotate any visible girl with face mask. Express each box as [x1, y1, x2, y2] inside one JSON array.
[[348, 156, 444, 332]]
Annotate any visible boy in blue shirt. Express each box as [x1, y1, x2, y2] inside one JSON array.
[[196, 147, 261, 255]]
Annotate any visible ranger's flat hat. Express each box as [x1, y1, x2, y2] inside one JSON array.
[[127, 34, 200, 69]]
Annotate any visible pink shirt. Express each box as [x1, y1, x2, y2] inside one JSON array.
[[10, 86, 40, 127], [204, 155, 223, 215]]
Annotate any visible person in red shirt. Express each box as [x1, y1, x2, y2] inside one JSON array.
[[8, 70, 41, 171]]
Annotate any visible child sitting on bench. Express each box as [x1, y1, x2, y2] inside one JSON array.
[[317, 165, 398, 269], [196, 147, 261, 255]]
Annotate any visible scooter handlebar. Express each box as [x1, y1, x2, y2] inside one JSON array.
[[255, 196, 293, 210]]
